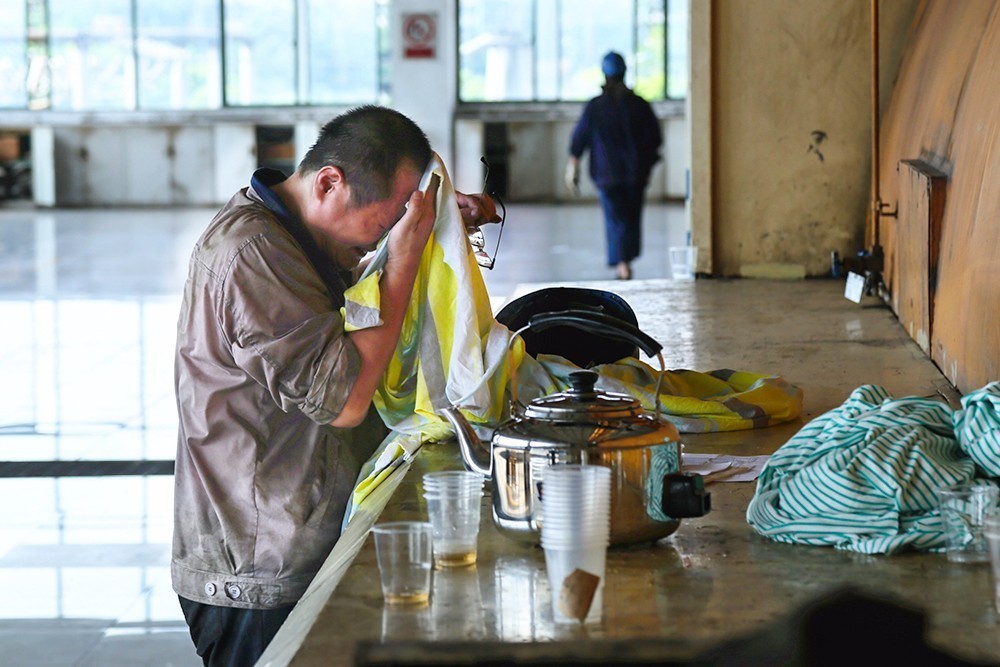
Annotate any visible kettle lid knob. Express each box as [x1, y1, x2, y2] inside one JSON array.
[[566, 370, 599, 399]]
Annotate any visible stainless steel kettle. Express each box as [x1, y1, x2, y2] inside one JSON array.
[[439, 310, 711, 546]]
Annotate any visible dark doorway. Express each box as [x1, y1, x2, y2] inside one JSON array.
[[0, 131, 32, 201], [483, 122, 509, 199], [256, 125, 296, 174]]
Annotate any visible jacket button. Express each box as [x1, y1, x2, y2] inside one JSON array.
[[204, 582, 217, 596], [226, 584, 242, 599]]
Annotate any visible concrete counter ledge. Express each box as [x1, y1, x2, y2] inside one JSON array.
[[259, 279, 998, 666]]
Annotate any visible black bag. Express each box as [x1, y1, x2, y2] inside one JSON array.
[[494, 287, 639, 367]]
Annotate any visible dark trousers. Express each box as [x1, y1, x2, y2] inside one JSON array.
[[598, 182, 646, 265], [179, 596, 295, 667]]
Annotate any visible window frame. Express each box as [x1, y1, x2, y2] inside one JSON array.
[[455, 0, 687, 106]]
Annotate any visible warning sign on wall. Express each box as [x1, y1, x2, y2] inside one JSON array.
[[403, 12, 437, 59]]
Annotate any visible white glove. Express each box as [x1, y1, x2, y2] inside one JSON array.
[[564, 159, 580, 195]]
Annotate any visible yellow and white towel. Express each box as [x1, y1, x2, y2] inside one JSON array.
[[344, 154, 524, 515]]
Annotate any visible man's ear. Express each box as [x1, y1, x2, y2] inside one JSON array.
[[315, 165, 346, 198]]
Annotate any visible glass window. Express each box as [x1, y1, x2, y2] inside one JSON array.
[[459, 0, 686, 103], [48, 0, 135, 110], [559, 0, 631, 101], [223, 0, 296, 105], [304, 0, 379, 104], [534, 1, 558, 100], [0, 0, 389, 111], [634, 0, 666, 100], [136, 0, 222, 110], [26, 0, 51, 110], [459, 0, 535, 102], [665, 0, 688, 99], [0, 0, 28, 108]]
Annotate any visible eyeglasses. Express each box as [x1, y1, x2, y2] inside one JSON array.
[[469, 156, 506, 270]]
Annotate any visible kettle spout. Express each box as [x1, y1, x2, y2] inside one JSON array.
[[439, 406, 492, 477]]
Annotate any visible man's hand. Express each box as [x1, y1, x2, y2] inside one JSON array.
[[387, 173, 440, 264], [455, 191, 501, 230], [565, 158, 580, 195], [333, 174, 440, 429]]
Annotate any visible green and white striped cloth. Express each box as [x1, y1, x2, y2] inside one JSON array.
[[746, 382, 1000, 554]]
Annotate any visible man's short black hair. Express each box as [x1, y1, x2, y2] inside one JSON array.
[[298, 105, 432, 207]]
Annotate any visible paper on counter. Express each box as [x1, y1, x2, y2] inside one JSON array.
[[682, 454, 770, 483]]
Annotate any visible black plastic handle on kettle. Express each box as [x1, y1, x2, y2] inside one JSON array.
[[526, 309, 663, 358], [661, 472, 712, 518]]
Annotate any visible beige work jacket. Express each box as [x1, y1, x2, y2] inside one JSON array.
[[172, 185, 385, 609]]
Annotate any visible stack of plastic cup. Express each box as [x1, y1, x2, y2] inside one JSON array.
[[422, 470, 485, 568], [540, 464, 612, 624]]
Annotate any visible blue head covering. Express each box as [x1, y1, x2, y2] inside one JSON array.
[[601, 51, 626, 78]]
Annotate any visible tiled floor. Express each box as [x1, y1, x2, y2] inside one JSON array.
[[0, 197, 686, 666]]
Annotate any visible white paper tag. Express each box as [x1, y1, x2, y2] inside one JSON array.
[[844, 271, 866, 303]]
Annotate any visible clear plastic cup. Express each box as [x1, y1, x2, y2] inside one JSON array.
[[423, 491, 482, 567], [539, 464, 611, 623], [984, 511, 1000, 613], [422, 470, 484, 492], [371, 521, 433, 606], [936, 481, 999, 563], [540, 464, 612, 546], [539, 524, 610, 547], [541, 532, 610, 546], [669, 246, 698, 280], [422, 471, 484, 568]]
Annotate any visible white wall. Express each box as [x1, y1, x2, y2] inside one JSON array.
[[53, 124, 237, 206], [30, 126, 55, 206], [213, 125, 257, 203]]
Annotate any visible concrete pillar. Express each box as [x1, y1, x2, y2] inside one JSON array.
[[390, 0, 456, 168]]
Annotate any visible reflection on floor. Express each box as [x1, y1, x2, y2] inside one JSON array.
[[0, 200, 686, 666]]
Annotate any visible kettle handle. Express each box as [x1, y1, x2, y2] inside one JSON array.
[[661, 472, 712, 518], [526, 309, 663, 358], [508, 309, 666, 420]]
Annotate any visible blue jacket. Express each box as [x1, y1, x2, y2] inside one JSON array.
[[570, 81, 662, 188]]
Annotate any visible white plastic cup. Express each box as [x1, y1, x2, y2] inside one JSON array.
[[936, 481, 999, 563], [371, 521, 433, 606], [540, 465, 612, 546], [539, 464, 611, 623], [541, 465, 611, 503], [541, 512, 610, 544], [543, 544, 607, 624]]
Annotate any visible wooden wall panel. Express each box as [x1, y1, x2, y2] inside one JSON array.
[[879, 0, 1000, 393], [929, 5, 1000, 391], [876, 0, 993, 287], [895, 160, 946, 355]]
